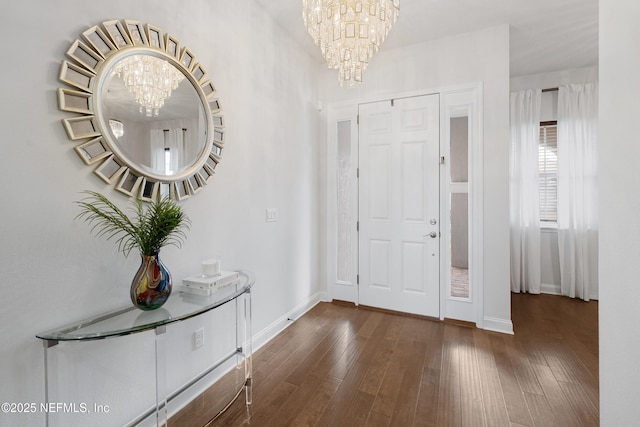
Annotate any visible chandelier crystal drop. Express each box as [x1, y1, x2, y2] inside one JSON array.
[[112, 55, 185, 117], [303, 0, 399, 87]]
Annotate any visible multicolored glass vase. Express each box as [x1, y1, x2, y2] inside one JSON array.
[[130, 252, 172, 311]]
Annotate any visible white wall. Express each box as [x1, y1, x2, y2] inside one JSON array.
[[321, 25, 512, 331], [599, 1, 640, 425], [510, 66, 598, 295], [510, 66, 599, 92], [0, 1, 320, 426]]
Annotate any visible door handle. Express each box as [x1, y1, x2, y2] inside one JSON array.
[[423, 232, 438, 238]]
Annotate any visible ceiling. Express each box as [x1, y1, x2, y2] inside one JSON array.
[[253, 0, 598, 77]]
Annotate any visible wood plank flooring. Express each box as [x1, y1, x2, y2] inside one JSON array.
[[170, 293, 598, 427]]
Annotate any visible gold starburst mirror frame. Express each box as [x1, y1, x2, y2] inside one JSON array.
[[58, 19, 224, 201]]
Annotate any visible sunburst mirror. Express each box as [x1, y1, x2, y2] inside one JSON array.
[[58, 19, 224, 201]]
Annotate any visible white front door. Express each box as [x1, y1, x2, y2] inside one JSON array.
[[358, 94, 440, 317]]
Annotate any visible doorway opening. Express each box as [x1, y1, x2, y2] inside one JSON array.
[[327, 84, 483, 326]]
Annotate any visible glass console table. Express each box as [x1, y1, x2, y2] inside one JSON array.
[[36, 270, 254, 427]]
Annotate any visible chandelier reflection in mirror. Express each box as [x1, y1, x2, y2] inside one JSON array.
[[302, 0, 400, 87], [112, 55, 185, 117]]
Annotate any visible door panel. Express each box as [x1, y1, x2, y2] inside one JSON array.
[[369, 239, 391, 289], [402, 141, 427, 222], [368, 145, 391, 220], [358, 94, 440, 317], [402, 241, 427, 293]]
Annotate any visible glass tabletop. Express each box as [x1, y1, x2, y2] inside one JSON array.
[[36, 270, 254, 342]]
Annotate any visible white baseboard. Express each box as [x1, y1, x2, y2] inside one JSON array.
[[540, 283, 561, 295], [483, 316, 514, 335], [252, 291, 327, 352], [539, 283, 599, 301]]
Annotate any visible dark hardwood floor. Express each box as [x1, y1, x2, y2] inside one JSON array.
[[171, 293, 598, 426]]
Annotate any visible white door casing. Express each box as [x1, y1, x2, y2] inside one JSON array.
[[358, 95, 440, 317]]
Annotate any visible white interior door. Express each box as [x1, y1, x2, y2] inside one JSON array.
[[358, 94, 440, 317]]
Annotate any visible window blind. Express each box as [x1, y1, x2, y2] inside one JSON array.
[[539, 123, 557, 222]]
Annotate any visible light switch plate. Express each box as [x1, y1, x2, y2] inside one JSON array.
[[266, 208, 278, 222]]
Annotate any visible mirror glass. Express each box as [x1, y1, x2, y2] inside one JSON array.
[[99, 53, 208, 177]]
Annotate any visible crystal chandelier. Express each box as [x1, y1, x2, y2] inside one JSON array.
[[303, 0, 400, 87], [112, 55, 185, 117]]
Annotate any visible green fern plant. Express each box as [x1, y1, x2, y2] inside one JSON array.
[[75, 191, 191, 257]]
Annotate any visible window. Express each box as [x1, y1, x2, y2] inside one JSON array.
[[539, 121, 557, 223], [164, 147, 173, 175]]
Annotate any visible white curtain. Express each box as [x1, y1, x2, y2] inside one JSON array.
[[150, 128, 184, 174], [510, 89, 542, 293], [150, 129, 165, 171], [557, 83, 599, 301]]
